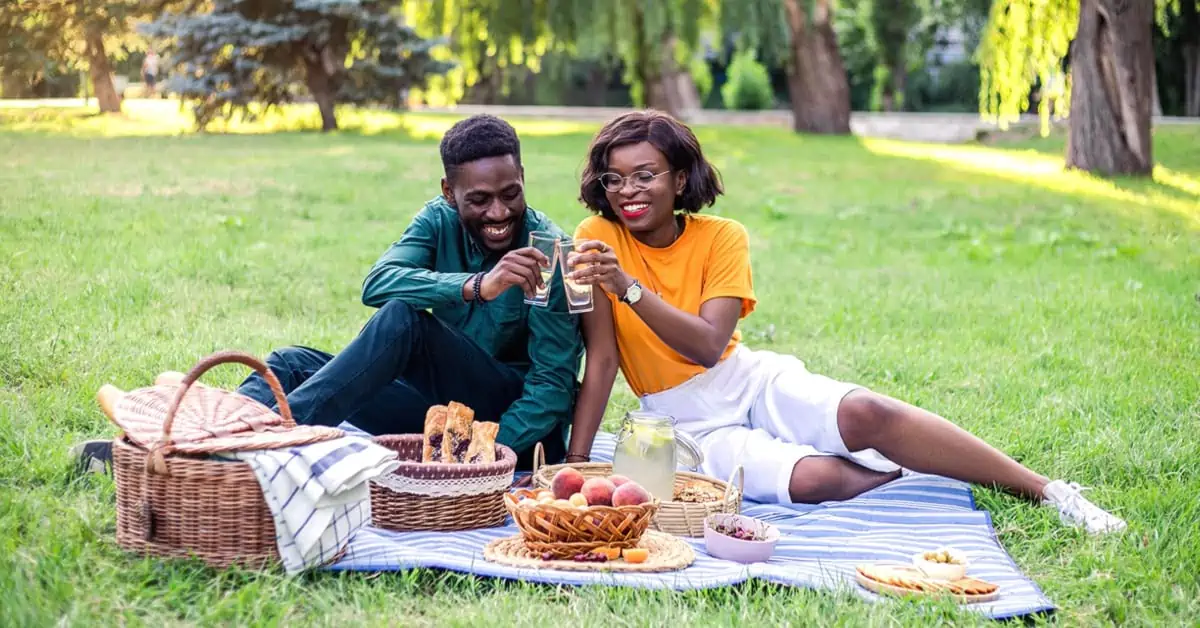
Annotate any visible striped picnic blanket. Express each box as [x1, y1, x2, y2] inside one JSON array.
[[327, 431, 1055, 620]]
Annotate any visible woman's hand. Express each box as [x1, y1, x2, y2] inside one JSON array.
[[566, 240, 633, 297]]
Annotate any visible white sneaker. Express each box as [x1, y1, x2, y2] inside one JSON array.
[[1042, 480, 1127, 534]]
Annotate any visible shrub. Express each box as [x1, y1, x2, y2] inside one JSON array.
[[721, 50, 773, 111]]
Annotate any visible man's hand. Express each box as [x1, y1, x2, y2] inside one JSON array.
[[480, 247, 550, 301]]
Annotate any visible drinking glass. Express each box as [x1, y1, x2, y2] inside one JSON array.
[[525, 231, 559, 306], [557, 239, 594, 314]]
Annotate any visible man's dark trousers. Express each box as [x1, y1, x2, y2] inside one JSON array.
[[237, 300, 566, 469]]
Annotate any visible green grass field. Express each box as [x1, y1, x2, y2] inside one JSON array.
[[2, 100, 1198, 626]]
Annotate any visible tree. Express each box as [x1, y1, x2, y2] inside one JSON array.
[[723, 0, 852, 134], [865, 0, 925, 111], [405, 0, 711, 119], [980, 0, 1157, 177], [0, 0, 151, 113], [1156, 0, 1199, 116], [143, 0, 452, 131]]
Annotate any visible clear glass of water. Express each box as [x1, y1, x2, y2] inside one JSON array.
[[525, 231, 559, 306], [557, 238, 594, 314]]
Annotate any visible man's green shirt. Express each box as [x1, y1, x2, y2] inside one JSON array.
[[361, 196, 583, 453]]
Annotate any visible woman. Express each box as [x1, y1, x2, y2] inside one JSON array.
[[564, 110, 1126, 534]]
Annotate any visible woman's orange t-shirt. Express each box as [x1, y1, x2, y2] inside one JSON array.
[[574, 214, 757, 397]]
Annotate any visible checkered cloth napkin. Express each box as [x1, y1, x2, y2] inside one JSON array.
[[222, 436, 400, 574]]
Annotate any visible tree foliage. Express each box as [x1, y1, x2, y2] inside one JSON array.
[[977, 0, 1079, 132], [406, 0, 715, 110], [0, 0, 153, 110], [142, 0, 452, 131]]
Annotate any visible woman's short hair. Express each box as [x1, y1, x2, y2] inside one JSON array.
[[579, 110, 723, 220]]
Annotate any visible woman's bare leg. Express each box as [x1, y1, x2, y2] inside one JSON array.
[[788, 456, 901, 503], [837, 390, 1049, 500]]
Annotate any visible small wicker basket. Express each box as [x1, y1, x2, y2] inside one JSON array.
[[112, 351, 336, 569], [531, 443, 743, 538], [503, 489, 660, 558], [369, 434, 517, 532]]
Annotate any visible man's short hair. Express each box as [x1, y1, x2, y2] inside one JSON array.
[[439, 114, 522, 179]]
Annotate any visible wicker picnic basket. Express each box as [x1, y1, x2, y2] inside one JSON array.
[[503, 488, 661, 559], [369, 434, 517, 532], [531, 443, 743, 538], [111, 351, 341, 569]]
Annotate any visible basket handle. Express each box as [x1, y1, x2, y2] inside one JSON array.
[[532, 441, 546, 477], [722, 465, 744, 511], [146, 350, 293, 475]]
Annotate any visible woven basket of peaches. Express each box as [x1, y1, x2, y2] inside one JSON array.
[[530, 443, 743, 538], [504, 466, 660, 560], [370, 402, 516, 532]]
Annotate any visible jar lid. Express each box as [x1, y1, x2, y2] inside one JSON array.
[[675, 430, 703, 469]]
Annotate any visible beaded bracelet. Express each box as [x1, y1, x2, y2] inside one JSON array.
[[471, 272, 486, 302]]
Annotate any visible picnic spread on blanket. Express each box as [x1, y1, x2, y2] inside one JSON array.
[[95, 350, 1054, 620]]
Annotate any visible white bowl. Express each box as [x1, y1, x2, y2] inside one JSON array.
[[912, 548, 969, 580], [703, 514, 780, 564]]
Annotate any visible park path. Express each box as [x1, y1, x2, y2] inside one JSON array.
[[412, 104, 1198, 143], [4, 98, 1196, 143]]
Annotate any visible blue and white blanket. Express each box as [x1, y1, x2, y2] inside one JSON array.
[[326, 432, 1055, 620]]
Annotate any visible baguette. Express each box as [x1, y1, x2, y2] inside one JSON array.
[[466, 421, 499, 464], [441, 401, 475, 463], [422, 405, 448, 462]]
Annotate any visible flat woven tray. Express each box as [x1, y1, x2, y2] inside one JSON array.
[[855, 565, 1000, 604], [483, 530, 695, 573]]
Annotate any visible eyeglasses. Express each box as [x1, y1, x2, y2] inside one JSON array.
[[597, 170, 671, 193]]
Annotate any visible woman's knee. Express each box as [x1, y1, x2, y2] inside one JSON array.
[[837, 390, 904, 451]]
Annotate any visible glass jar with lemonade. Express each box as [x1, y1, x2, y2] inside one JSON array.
[[612, 411, 702, 503]]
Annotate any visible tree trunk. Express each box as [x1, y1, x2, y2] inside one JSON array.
[[782, 0, 851, 134], [891, 61, 907, 112], [1183, 0, 1200, 117], [84, 25, 121, 114], [657, 34, 702, 121], [304, 54, 339, 131], [1066, 0, 1154, 177]]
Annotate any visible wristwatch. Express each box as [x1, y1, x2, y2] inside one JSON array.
[[619, 279, 644, 305]]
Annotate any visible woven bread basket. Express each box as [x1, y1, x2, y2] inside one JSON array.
[[368, 434, 517, 532], [112, 351, 341, 569], [531, 443, 743, 538], [503, 488, 660, 558]]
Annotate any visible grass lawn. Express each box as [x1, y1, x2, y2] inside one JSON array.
[[1, 100, 1198, 626]]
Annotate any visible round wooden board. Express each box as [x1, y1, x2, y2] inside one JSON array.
[[483, 530, 695, 573], [855, 571, 1000, 604]]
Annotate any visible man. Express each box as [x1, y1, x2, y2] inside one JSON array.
[[74, 114, 582, 473], [235, 114, 582, 467], [141, 50, 159, 97]]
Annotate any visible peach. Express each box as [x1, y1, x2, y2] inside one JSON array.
[[608, 474, 632, 487], [569, 493, 589, 508], [581, 477, 616, 506], [612, 481, 653, 507], [551, 467, 587, 500]]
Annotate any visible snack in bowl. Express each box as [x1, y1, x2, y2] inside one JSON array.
[[675, 480, 723, 503], [912, 547, 969, 581], [703, 513, 779, 563]]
